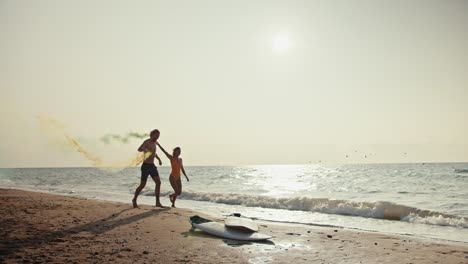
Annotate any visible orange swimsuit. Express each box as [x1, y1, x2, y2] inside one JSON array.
[[170, 158, 182, 178]]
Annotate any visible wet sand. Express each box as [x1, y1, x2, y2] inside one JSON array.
[[1, 189, 467, 263]]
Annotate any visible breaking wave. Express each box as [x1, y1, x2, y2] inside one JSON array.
[[143, 190, 467, 228]]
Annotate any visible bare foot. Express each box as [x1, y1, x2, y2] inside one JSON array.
[[171, 204, 176, 208], [132, 199, 138, 208], [155, 203, 165, 208]]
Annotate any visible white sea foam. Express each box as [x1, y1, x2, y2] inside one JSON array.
[[144, 190, 468, 228], [402, 213, 468, 227]]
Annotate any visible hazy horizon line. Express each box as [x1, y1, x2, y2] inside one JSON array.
[[1, 161, 467, 170]]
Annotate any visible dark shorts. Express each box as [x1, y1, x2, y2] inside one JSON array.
[[141, 163, 159, 181]]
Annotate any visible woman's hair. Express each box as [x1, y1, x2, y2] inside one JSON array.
[[173, 147, 181, 156]]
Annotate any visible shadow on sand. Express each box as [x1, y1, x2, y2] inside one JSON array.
[[1, 207, 170, 257]]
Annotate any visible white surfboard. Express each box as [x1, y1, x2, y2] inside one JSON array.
[[225, 216, 259, 232], [189, 216, 271, 241]]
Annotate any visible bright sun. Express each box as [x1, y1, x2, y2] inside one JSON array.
[[272, 33, 292, 53]]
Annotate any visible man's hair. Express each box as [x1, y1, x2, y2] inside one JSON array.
[[150, 129, 160, 136]]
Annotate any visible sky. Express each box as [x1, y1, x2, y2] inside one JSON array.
[[1, 0, 467, 167]]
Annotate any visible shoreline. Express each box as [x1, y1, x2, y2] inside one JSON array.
[[248, 218, 468, 247], [1, 188, 468, 263], [4, 186, 468, 246]]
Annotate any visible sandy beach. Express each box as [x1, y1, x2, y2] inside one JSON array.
[[1, 189, 467, 264]]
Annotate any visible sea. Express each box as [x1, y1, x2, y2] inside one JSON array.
[[1, 163, 467, 244]]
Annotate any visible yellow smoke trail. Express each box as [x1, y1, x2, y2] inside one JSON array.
[[63, 134, 104, 167], [127, 151, 153, 167], [37, 115, 149, 169]]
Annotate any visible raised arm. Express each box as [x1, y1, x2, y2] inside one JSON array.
[[181, 159, 189, 181], [156, 142, 172, 159]]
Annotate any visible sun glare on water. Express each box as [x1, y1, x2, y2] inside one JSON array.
[[249, 165, 310, 196]]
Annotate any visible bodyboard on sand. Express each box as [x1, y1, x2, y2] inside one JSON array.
[[189, 215, 271, 241], [225, 216, 259, 232]]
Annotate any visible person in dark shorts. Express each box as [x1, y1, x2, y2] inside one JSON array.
[[132, 129, 164, 208]]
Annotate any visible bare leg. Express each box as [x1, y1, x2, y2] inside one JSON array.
[[132, 179, 147, 208], [171, 178, 182, 208], [152, 176, 164, 208], [176, 179, 182, 197], [169, 176, 178, 208]]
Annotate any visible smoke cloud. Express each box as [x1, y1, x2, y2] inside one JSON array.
[[100, 132, 147, 144], [37, 115, 149, 169]]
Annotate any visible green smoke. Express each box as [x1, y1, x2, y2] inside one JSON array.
[[100, 132, 148, 144]]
